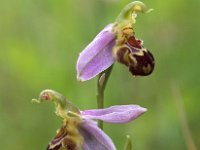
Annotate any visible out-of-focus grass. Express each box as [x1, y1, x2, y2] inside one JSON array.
[[0, 0, 200, 149]]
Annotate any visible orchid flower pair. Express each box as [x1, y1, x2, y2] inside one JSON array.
[[76, 1, 155, 81], [33, 1, 155, 150], [32, 90, 147, 150]]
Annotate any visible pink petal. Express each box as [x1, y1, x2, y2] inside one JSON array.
[[76, 24, 116, 81], [79, 119, 116, 150], [81, 105, 147, 123]]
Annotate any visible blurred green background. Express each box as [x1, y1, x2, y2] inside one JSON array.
[[0, 0, 200, 149]]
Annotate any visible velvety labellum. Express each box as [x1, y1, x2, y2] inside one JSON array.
[[47, 123, 82, 150], [116, 34, 154, 76]]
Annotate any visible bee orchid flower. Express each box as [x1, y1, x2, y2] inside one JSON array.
[[76, 1, 155, 81], [32, 89, 147, 150]]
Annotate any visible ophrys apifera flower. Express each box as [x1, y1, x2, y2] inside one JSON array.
[[32, 89, 147, 150], [76, 1, 155, 81]]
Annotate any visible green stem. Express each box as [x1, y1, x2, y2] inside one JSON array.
[[171, 83, 197, 150], [97, 65, 114, 129]]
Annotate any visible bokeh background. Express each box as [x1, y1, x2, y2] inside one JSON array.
[[0, 0, 199, 149]]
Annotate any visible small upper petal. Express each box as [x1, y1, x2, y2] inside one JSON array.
[[76, 24, 116, 81], [79, 119, 116, 150], [81, 105, 147, 123]]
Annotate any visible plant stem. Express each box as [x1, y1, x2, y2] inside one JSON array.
[[171, 83, 197, 150], [97, 65, 113, 129]]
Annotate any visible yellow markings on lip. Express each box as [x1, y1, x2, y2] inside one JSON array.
[[133, 49, 145, 56], [128, 53, 138, 67], [143, 64, 152, 74]]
